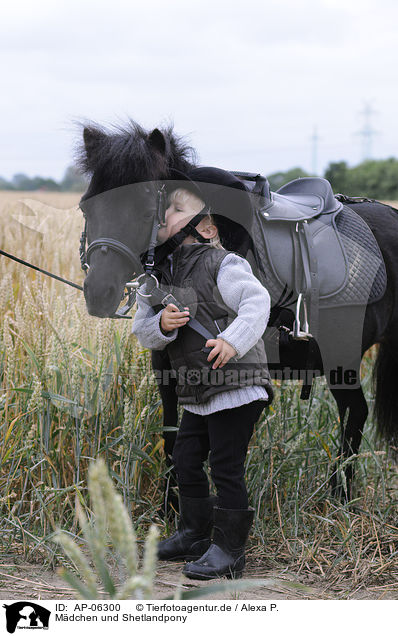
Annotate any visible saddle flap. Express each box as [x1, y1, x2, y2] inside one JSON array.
[[260, 214, 348, 299]]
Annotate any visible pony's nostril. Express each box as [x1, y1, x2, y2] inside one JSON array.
[[84, 278, 117, 307]]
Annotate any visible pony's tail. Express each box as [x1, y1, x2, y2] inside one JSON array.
[[373, 340, 398, 444]]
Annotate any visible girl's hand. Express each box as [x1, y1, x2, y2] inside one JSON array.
[[160, 304, 190, 333], [205, 338, 237, 369]]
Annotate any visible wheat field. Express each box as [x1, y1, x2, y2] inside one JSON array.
[[0, 191, 397, 599], [0, 191, 161, 533]]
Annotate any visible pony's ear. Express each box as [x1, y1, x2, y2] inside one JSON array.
[[83, 126, 107, 167], [148, 128, 166, 154]]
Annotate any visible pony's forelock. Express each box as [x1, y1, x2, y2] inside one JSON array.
[[75, 119, 198, 192]]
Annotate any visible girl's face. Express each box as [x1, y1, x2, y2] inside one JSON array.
[[157, 189, 205, 244]]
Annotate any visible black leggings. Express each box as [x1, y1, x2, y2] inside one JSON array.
[[172, 399, 266, 509]]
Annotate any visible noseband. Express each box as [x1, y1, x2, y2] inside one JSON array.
[[79, 184, 167, 317], [79, 219, 143, 274]]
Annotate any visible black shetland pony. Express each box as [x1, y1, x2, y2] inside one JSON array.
[[77, 120, 398, 506]]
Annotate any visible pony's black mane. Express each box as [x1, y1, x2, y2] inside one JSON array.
[[76, 120, 197, 192]]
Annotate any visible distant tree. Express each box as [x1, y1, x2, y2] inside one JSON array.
[[325, 158, 398, 199], [60, 165, 87, 192], [33, 177, 61, 191], [11, 173, 61, 191], [349, 158, 398, 199], [324, 161, 349, 194], [349, 160, 382, 198], [267, 167, 310, 191], [381, 157, 398, 199], [12, 173, 32, 190], [0, 177, 12, 190]]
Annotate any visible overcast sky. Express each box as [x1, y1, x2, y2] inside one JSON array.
[[1, 0, 397, 181]]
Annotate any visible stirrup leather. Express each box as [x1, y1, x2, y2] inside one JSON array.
[[291, 293, 312, 341]]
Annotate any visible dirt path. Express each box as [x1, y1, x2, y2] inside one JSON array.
[[1, 557, 397, 601]]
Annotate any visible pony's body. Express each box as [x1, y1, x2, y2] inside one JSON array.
[[78, 121, 398, 502]]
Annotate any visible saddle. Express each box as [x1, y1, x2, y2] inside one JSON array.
[[233, 173, 343, 342], [233, 172, 386, 345]]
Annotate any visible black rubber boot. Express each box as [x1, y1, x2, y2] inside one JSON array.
[[157, 495, 216, 561], [182, 506, 254, 580]]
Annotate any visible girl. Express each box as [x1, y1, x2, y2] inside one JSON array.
[[132, 170, 273, 580]]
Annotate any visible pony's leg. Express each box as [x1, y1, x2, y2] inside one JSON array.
[[328, 384, 368, 501], [373, 330, 398, 446], [151, 349, 179, 517], [318, 306, 369, 501]]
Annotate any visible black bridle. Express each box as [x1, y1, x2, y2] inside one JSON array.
[[79, 181, 213, 330], [79, 216, 142, 274], [79, 185, 168, 273], [79, 184, 169, 318], [0, 182, 211, 322]]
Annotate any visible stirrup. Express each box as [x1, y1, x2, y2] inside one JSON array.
[[290, 293, 312, 341]]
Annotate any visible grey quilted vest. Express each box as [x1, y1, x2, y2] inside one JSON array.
[[151, 243, 273, 405]]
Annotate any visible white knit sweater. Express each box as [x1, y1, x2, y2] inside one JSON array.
[[131, 248, 271, 415]]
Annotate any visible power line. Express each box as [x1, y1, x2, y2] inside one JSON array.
[[355, 101, 379, 161], [310, 126, 320, 175]]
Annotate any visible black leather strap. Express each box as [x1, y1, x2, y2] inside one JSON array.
[[0, 247, 83, 291], [300, 336, 321, 399], [302, 220, 319, 340], [86, 237, 141, 272], [141, 206, 212, 269], [145, 185, 167, 275], [144, 282, 216, 342]]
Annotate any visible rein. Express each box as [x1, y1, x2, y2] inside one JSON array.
[[0, 247, 83, 291]]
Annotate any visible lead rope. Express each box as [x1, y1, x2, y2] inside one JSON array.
[[0, 247, 83, 291]]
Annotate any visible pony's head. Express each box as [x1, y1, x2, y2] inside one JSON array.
[[77, 120, 196, 317]]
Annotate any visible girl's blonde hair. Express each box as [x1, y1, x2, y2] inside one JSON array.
[[169, 188, 226, 251]]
